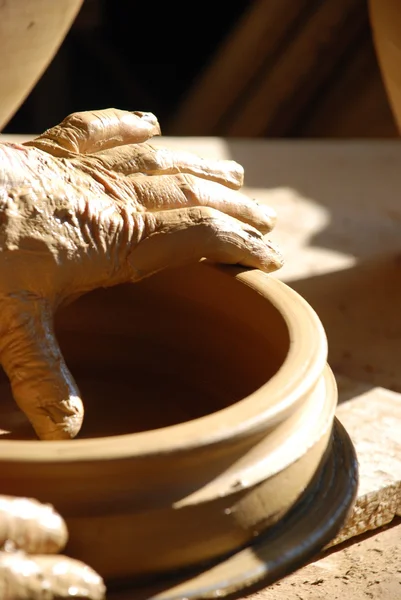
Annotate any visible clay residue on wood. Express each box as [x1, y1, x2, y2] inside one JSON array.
[[251, 522, 401, 600]]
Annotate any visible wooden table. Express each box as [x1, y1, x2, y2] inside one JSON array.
[[2, 135, 400, 599], [154, 138, 401, 600]]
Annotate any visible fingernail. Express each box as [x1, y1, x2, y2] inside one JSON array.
[[133, 111, 161, 133], [244, 226, 264, 241], [266, 239, 284, 269], [258, 204, 277, 233], [261, 203, 277, 220], [249, 230, 264, 241], [40, 396, 83, 440]]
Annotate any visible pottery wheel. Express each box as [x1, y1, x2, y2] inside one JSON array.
[[107, 418, 358, 600]]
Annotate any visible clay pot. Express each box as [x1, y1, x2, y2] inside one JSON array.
[[369, 0, 401, 132], [0, 0, 83, 131], [0, 263, 336, 582]]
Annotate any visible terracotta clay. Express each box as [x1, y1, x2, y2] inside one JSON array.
[[0, 263, 336, 581], [0, 0, 84, 131], [0, 495, 105, 599], [0, 108, 282, 442]]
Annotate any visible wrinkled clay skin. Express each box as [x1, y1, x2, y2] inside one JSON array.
[[0, 108, 283, 441], [0, 494, 105, 599]]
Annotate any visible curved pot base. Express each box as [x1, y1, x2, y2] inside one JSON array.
[[108, 418, 358, 600]]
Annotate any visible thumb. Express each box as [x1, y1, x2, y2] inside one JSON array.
[[0, 295, 83, 441]]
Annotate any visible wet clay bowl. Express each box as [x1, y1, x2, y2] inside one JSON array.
[[0, 262, 336, 583], [0, 0, 83, 130]]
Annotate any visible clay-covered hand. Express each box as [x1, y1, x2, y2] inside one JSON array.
[[0, 494, 105, 599], [0, 108, 283, 441]]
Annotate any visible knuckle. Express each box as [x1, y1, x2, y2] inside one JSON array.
[[62, 111, 82, 125], [188, 205, 222, 224], [61, 111, 90, 132], [141, 211, 157, 236], [175, 172, 197, 191], [145, 147, 167, 171], [197, 205, 221, 220]]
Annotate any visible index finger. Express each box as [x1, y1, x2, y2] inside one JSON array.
[[25, 109, 161, 157]]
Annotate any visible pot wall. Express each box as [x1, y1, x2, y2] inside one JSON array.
[[0, 264, 334, 581]]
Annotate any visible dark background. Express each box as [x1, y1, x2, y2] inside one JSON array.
[[3, 0, 398, 138], [4, 0, 247, 134]]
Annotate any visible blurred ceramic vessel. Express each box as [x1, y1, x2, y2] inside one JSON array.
[[369, 0, 401, 132], [0, 0, 83, 130]]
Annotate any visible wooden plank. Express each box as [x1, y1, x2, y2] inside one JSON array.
[[258, 3, 370, 136], [226, 0, 366, 137], [252, 522, 401, 599], [249, 378, 401, 599], [168, 0, 313, 135], [328, 376, 401, 547], [297, 34, 397, 137]]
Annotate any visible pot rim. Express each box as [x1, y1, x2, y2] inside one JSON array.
[[0, 264, 328, 462]]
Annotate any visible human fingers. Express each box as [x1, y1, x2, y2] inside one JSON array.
[[0, 552, 105, 600], [82, 143, 244, 190], [127, 174, 276, 234], [128, 206, 283, 281], [25, 109, 160, 157], [0, 297, 83, 441], [0, 495, 68, 554]]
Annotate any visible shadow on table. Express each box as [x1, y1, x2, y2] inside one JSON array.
[[287, 253, 401, 402], [227, 139, 401, 262], [226, 139, 401, 402]]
